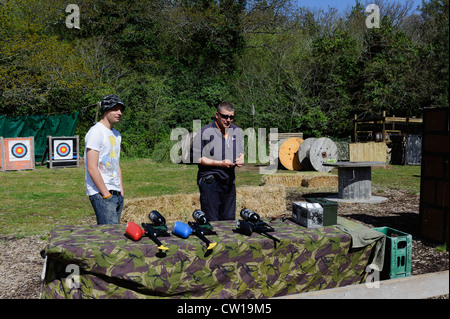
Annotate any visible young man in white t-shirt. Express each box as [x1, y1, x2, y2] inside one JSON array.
[[85, 94, 125, 224]]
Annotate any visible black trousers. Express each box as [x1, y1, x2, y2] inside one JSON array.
[[198, 175, 236, 221]]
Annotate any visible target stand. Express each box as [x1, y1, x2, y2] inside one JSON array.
[[0, 137, 35, 172], [45, 136, 80, 169]]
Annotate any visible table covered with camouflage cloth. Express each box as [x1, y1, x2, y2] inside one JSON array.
[[40, 218, 382, 299]]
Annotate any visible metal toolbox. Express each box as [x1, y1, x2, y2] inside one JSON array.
[[292, 202, 323, 228]]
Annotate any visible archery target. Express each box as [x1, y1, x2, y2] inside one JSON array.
[[54, 140, 73, 160], [8, 140, 31, 161]]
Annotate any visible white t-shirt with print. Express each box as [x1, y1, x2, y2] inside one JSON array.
[[84, 122, 122, 196]]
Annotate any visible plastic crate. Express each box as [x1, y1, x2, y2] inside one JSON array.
[[373, 227, 412, 279]]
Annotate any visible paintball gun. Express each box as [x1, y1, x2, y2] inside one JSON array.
[[125, 210, 170, 251], [235, 208, 281, 244], [173, 210, 217, 250]]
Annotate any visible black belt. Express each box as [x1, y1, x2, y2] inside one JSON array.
[[109, 190, 121, 196]]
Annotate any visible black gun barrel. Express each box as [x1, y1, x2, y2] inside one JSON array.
[[236, 219, 281, 244], [254, 227, 281, 243]]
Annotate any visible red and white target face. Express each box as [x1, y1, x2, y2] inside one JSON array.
[[57, 143, 70, 156], [8, 140, 31, 161], [54, 140, 73, 160]]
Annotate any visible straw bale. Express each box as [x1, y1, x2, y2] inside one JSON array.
[[262, 172, 338, 189], [120, 184, 287, 224], [121, 193, 200, 224], [261, 174, 303, 188], [301, 175, 338, 188], [236, 184, 286, 219]]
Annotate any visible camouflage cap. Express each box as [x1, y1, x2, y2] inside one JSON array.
[[101, 94, 125, 113]]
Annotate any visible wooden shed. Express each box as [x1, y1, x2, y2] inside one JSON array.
[[419, 107, 449, 245]]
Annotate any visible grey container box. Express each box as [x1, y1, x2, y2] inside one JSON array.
[[292, 202, 323, 228]]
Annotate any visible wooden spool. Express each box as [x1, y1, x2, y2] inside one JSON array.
[[278, 137, 304, 170], [309, 137, 338, 173], [297, 137, 317, 171]]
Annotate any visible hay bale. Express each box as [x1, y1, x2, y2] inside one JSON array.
[[261, 174, 303, 187], [121, 193, 200, 224], [236, 184, 286, 219], [301, 175, 338, 188], [120, 184, 287, 224], [262, 172, 338, 189]]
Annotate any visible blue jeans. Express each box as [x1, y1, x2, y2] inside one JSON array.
[[89, 193, 124, 225]]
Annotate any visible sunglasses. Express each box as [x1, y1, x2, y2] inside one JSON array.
[[218, 112, 234, 120]]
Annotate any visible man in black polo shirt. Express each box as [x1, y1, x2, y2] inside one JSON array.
[[193, 102, 244, 221]]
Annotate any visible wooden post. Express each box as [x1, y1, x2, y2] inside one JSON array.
[[94, 101, 100, 122], [0, 137, 4, 172]]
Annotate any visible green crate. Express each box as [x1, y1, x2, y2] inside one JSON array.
[[373, 227, 412, 279], [305, 197, 338, 226]]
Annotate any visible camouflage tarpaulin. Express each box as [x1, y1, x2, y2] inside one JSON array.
[[40, 218, 382, 299]]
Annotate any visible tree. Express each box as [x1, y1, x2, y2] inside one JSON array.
[[417, 0, 449, 108], [0, 0, 94, 115], [355, 17, 426, 117], [156, 0, 246, 79], [309, 29, 359, 135]]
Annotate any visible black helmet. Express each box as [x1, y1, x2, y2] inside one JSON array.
[[100, 94, 125, 113]]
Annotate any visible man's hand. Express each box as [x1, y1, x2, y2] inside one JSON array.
[[234, 153, 244, 167], [220, 159, 235, 168], [200, 157, 236, 168]]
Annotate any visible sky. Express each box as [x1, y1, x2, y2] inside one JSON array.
[[294, 0, 424, 14]]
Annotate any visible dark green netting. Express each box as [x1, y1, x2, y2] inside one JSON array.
[[0, 112, 79, 162]]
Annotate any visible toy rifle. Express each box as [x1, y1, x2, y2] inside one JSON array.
[[235, 208, 281, 244], [173, 210, 217, 250], [125, 210, 170, 251]]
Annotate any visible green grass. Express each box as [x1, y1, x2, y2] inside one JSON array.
[[0, 160, 420, 238], [371, 165, 421, 194], [0, 159, 261, 237]]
